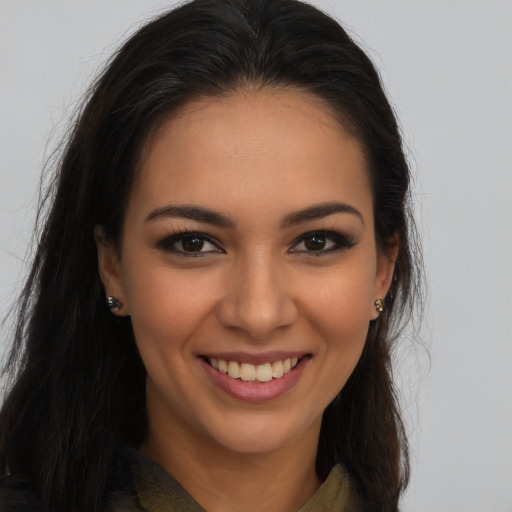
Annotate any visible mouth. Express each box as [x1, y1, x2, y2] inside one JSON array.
[[201, 355, 309, 383]]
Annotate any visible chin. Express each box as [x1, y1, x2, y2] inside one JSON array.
[[198, 410, 320, 457]]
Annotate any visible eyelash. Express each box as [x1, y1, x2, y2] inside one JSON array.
[[155, 230, 355, 258], [155, 229, 221, 257], [290, 230, 355, 256]]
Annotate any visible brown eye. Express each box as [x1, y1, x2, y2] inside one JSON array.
[[181, 236, 204, 252], [156, 231, 221, 256], [304, 235, 326, 251], [291, 230, 355, 255]]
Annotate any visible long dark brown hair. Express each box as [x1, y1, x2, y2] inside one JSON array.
[[0, 1, 422, 510]]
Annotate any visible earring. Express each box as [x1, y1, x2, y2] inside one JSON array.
[[106, 296, 123, 312], [374, 298, 384, 313]]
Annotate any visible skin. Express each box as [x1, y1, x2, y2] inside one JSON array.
[[97, 88, 396, 512]]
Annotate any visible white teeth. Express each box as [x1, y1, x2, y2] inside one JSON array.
[[227, 361, 240, 379], [256, 363, 273, 382], [240, 363, 256, 381], [208, 356, 302, 382], [218, 359, 228, 374], [271, 360, 284, 378]]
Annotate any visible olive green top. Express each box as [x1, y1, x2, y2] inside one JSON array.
[[109, 447, 361, 511]]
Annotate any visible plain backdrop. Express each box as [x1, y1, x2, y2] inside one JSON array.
[[1, 1, 511, 511]]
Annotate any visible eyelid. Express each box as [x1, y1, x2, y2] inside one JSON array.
[[155, 230, 223, 256], [155, 228, 354, 257], [289, 230, 355, 255]]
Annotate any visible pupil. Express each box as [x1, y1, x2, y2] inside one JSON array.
[[182, 236, 204, 252], [305, 235, 326, 251]]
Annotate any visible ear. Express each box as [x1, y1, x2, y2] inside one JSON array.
[[372, 234, 399, 320], [94, 225, 129, 316]]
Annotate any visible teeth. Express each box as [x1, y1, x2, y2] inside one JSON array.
[[240, 363, 256, 381], [256, 363, 273, 382], [227, 361, 240, 379], [208, 356, 301, 382], [271, 360, 284, 378], [218, 359, 228, 374]]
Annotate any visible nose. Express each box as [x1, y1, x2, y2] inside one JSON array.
[[216, 254, 298, 340]]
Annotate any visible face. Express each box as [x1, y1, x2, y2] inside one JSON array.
[[98, 89, 395, 458]]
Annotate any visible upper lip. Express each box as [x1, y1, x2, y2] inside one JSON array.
[[199, 351, 310, 365]]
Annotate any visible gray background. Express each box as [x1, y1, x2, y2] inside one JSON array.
[[1, 1, 511, 510]]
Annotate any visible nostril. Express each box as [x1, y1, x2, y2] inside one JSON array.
[[216, 289, 298, 340]]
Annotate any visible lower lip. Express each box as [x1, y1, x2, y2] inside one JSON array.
[[199, 357, 309, 402]]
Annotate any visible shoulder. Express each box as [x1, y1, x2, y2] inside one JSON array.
[[0, 449, 142, 512], [104, 448, 144, 512], [299, 464, 366, 512], [106, 447, 205, 512], [0, 477, 41, 512]]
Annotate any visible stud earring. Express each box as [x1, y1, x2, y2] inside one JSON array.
[[106, 296, 123, 312], [374, 298, 384, 313]]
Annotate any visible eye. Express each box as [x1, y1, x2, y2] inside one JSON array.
[[156, 231, 222, 256], [290, 231, 355, 255]]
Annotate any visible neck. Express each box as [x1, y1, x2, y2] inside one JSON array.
[[140, 419, 322, 512]]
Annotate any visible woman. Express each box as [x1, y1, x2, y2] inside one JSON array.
[[0, 0, 421, 510]]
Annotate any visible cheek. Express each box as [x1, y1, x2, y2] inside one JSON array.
[[304, 263, 376, 330], [121, 260, 216, 348], [302, 265, 374, 372]]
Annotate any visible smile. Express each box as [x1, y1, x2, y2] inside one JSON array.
[[207, 357, 301, 382]]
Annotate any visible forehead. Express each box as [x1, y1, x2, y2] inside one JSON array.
[[129, 88, 372, 223]]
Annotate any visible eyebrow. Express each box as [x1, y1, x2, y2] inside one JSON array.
[[145, 201, 363, 228], [145, 205, 236, 227], [281, 201, 364, 228]]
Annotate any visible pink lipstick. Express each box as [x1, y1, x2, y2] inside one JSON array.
[[198, 353, 310, 402]]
